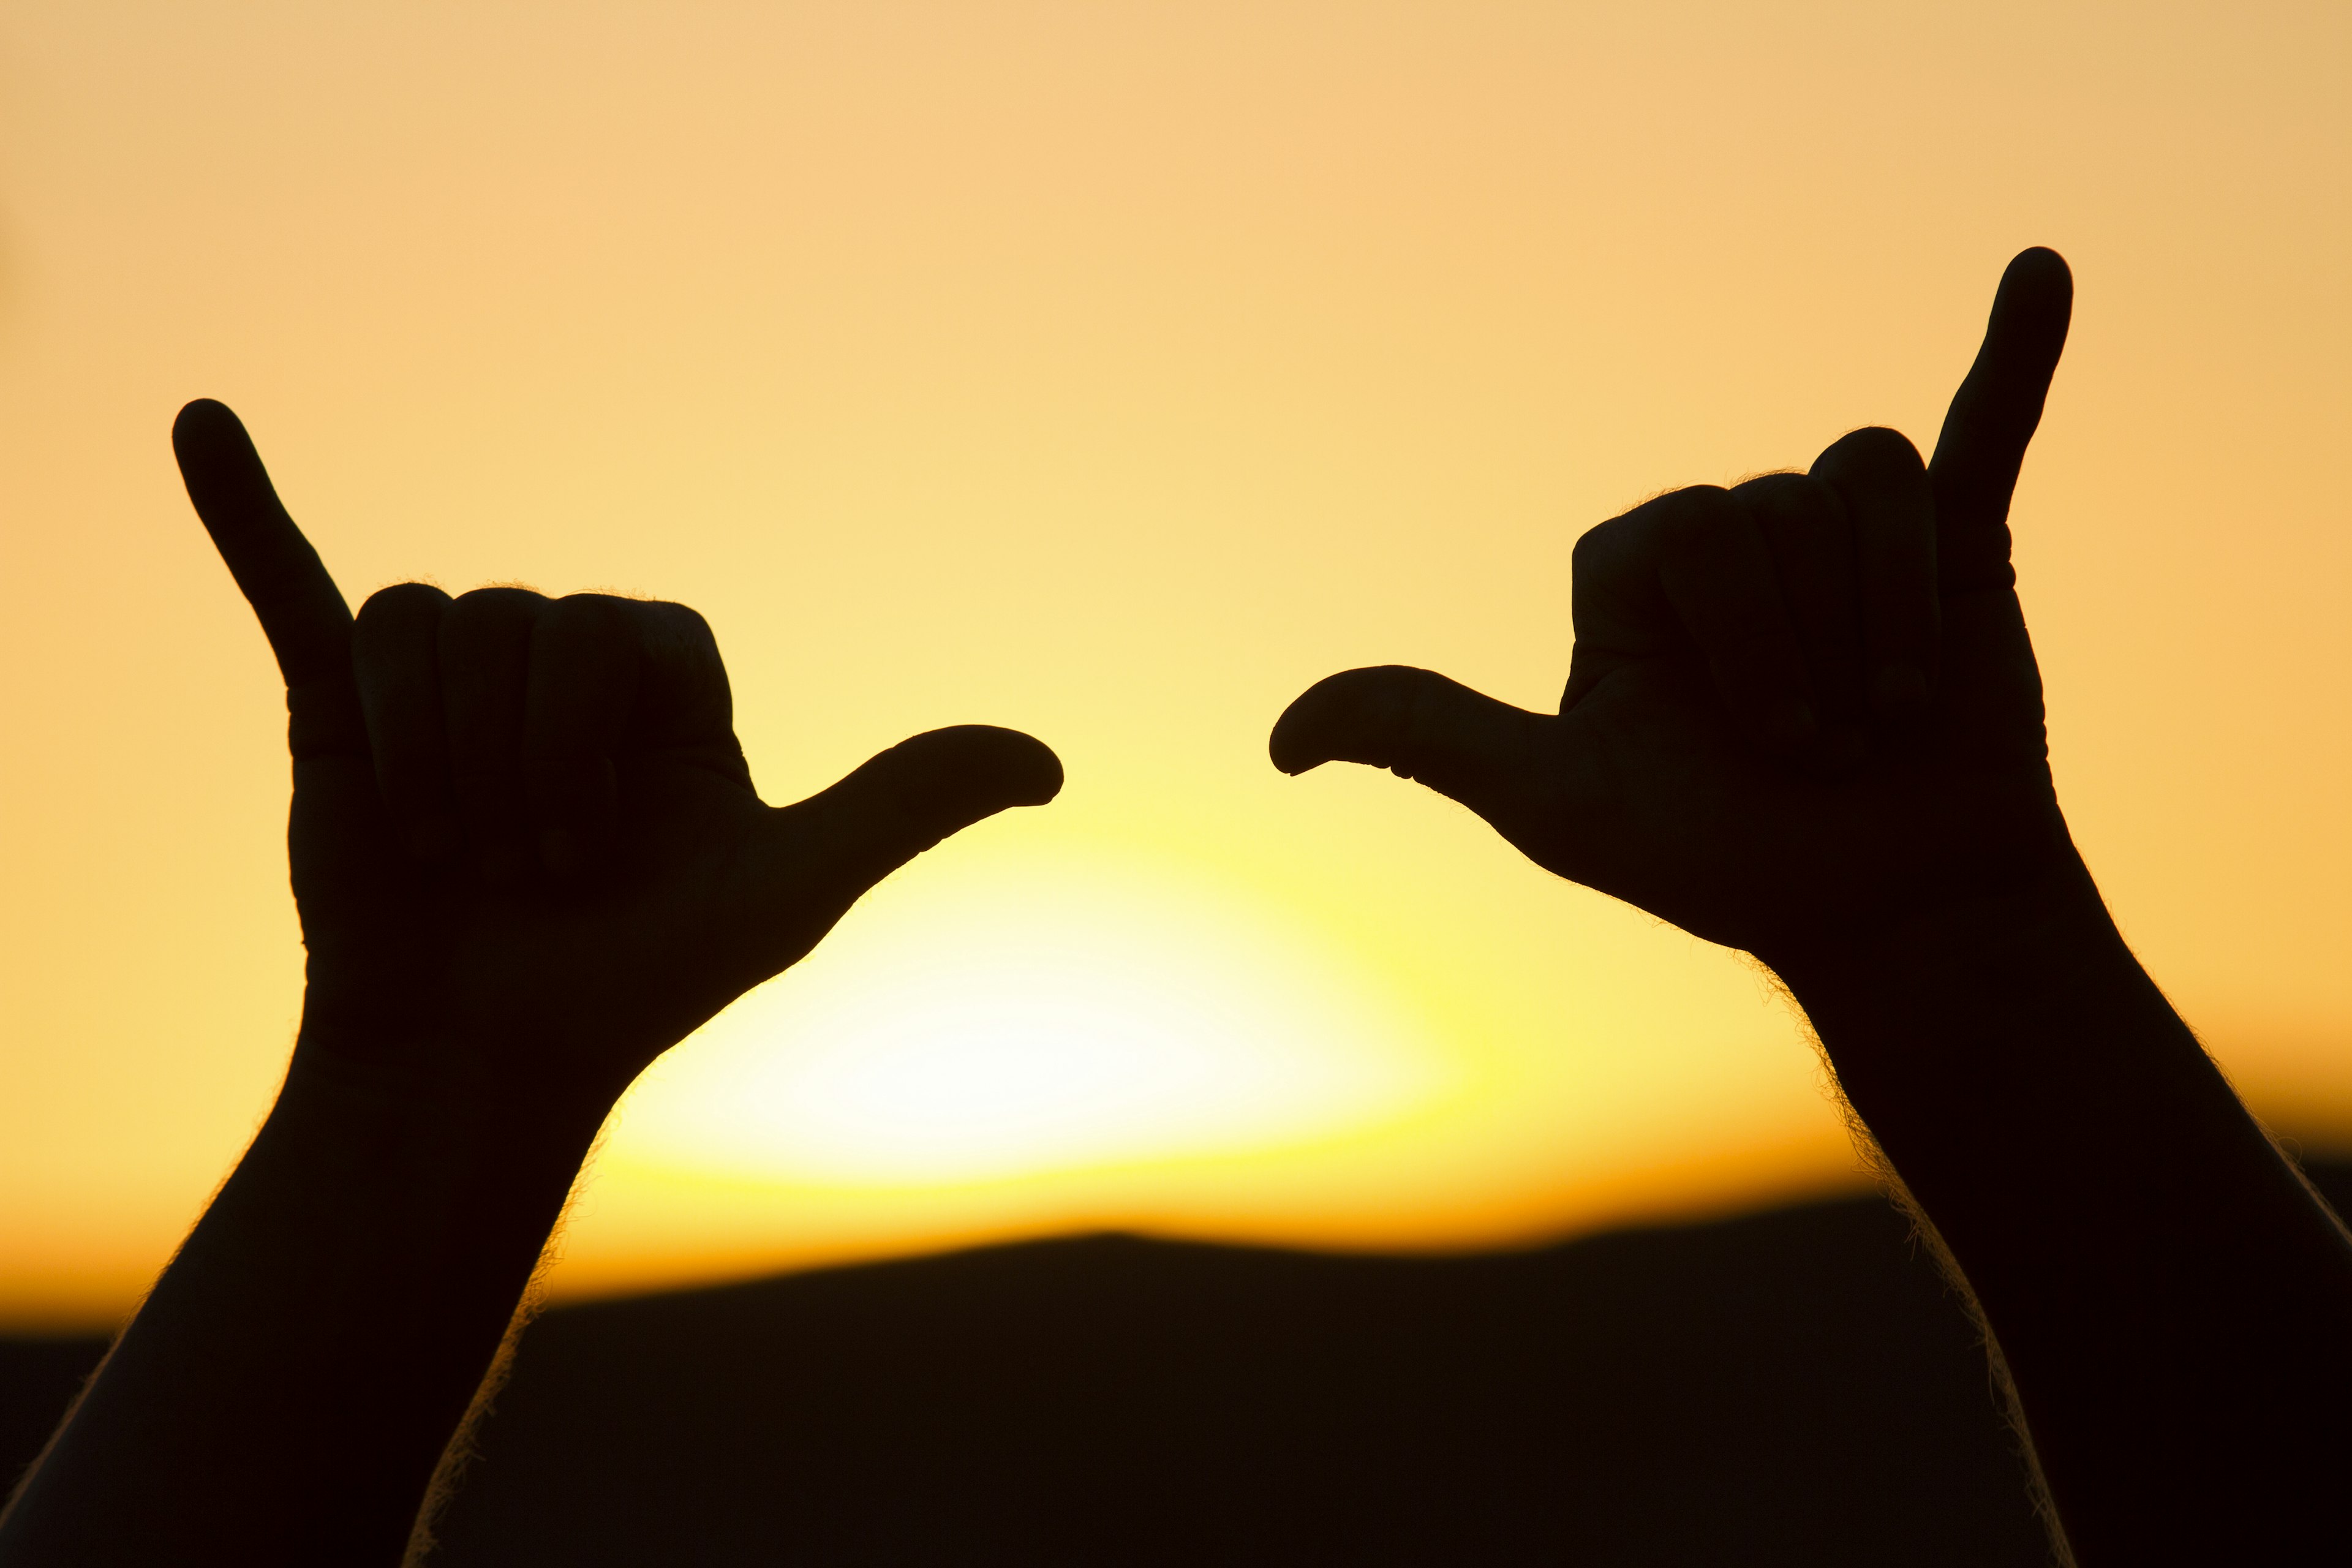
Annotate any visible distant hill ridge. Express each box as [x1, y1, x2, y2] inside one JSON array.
[[10, 1163, 2348, 1564]]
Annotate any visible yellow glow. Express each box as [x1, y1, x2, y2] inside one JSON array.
[[615, 851, 1453, 1185]]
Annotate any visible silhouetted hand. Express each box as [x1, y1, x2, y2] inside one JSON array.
[[1270, 249, 2072, 970], [1272, 251, 2352, 1562], [176, 399, 1062, 1110], [0, 404, 1063, 1567]]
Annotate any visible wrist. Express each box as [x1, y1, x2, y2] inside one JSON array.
[[271, 1023, 619, 1182], [1757, 853, 2180, 1123], [1755, 854, 2236, 1202], [211, 1032, 614, 1334], [1761, 853, 2116, 1008]]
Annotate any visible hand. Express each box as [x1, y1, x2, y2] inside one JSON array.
[[176, 399, 1062, 1114], [1270, 249, 2075, 968]]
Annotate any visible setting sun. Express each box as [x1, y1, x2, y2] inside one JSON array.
[[614, 850, 1452, 1187]]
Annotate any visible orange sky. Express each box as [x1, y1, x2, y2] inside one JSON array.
[[2, 1, 2348, 1325]]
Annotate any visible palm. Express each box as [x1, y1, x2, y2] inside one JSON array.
[[176, 400, 1060, 1104], [1273, 250, 2075, 968], [292, 755, 772, 1091], [1534, 590, 2059, 956]]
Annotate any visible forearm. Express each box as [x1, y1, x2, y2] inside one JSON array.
[[1775, 864, 2352, 1561], [0, 1034, 610, 1566]]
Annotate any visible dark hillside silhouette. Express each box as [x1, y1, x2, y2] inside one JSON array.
[[31, 1156, 2343, 1564], [425, 1187, 2054, 1566]]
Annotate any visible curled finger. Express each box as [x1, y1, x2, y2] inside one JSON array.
[[353, 582, 458, 861], [1812, 425, 1937, 718], [1649, 486, 1819, 753]]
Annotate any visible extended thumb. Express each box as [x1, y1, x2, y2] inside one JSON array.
[[1270, 666, 1543, 813], [791, 725, 1063, 879]]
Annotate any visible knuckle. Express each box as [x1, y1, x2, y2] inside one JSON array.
[[643, 597, 718, 643], [1728, 470, 1826, 511], [549, 591, 629, 630], [1587, 484, 1727, 559], [1656, 484, 1747, 557], [450, 584, 546, 620], [570, 593, 712, 661], [1815, 424, 1924, 480], [1657, 482, 1732, 518], [355, 580, 448, 627], [1740, 475, 1846, 546], [1569, 518, 1619, 577]]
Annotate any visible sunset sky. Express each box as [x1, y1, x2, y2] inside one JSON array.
[[2, 1, 2346, 1325]]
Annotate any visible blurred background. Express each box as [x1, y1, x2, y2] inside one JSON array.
[[1, 0, 2347, 1329]]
